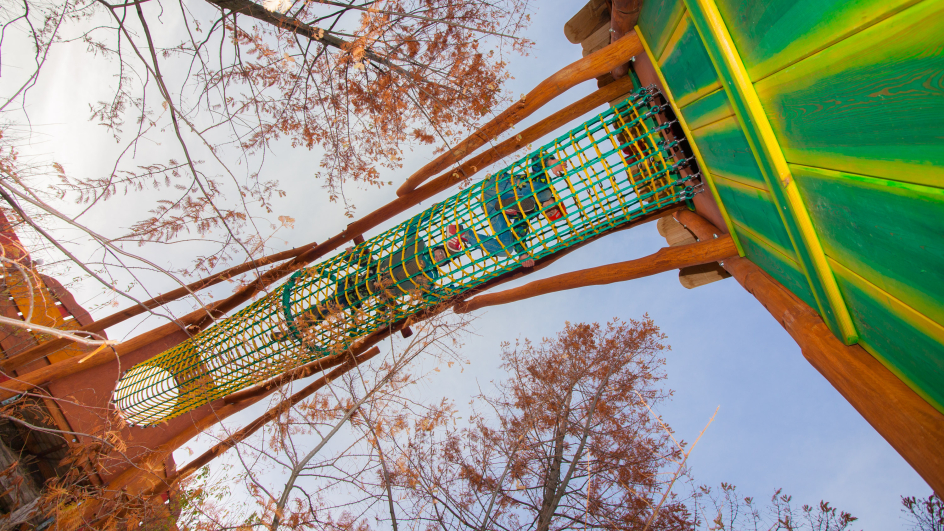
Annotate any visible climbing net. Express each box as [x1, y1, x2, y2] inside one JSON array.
[[113, 86, 697, 425]]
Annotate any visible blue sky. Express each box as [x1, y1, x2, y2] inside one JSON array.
[[448, 2, 931, 527], [2, 0, 932, 526], [163, 1, 930, 526]]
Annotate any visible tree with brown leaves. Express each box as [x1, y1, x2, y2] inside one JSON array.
[[387, 317, 695, 531]]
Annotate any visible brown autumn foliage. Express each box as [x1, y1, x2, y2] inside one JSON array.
[[1, 0, 533, 285], [387, 317, 694, 531]]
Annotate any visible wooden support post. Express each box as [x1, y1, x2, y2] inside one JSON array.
[[0, 77, 643, 401], [454, 235, 737, 314], [400, 327, 413, 338], [564, 0, 610, 44], [141, 346, 382, 497], [1, 241, 319, 374], [395, 31, 643, 196], [609, 0, 643, 79], [675, 209, 944, 496], [103, 342, 383, 496]]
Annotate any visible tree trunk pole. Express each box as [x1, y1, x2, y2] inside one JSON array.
[[674, 209, 944, 497], [141, 346, 382, 498], [454, 235, 737, 314], [1, 77, 641, 397], [396, 31, 643, 195], [0, 242, 320, 373]]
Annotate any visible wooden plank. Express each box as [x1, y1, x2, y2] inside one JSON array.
[[732, 220, 819, 311], [792, 165, 944, 329], [657, 215, 697, 246], [678, 262, 730, 288], [754, 0, 944, 189], [683, 0, 858, 343], [636, 27, 744, 256], [675, 209, 944, 498], [455, 236, 738, 313], [564, 0, 610, 44], [678, 87, 731, 131], [636, 0, 686, 61], [714, 0, 923, 81], [581, 23, 612, 57], [712, 176, 794, 256], [689, 116, 767, 190], [831, 259, 944, 414], [658, 216, 729, 288], [397, 31, 644, 195], [657, 14, 721, 108]]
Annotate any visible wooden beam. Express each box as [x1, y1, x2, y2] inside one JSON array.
[[0, 77, 640, 400], [143, 346, 382, 497], [564, 0, 610, 44], [674, 209, 944, 497], [454, 235, 737, 314], [395, 31, 643, 196], [682, 0, 857, 343], [609, 0, 643, 78], [0, 241, 319, 374], [103, 340, 384, 496]]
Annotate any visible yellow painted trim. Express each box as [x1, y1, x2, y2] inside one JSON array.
[[687, 0, 858, 344], [657, 13, 690, 68], [733, 220, 799, 268], [711, 166, 770, 193], [829, 258, 944, 414], [636, 24, 744, 257]]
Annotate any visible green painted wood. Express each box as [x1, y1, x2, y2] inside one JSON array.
[[713, 0, 924, 81], [679, 87, 733, 131], [755, 0, 944, 190], [713, 176, 796, 257], [832, 260, 944, 414], [658, 15, 722, 107], [684, 0, 853, 342], [736, 224, 818, 311], [637, 0, 687, 61], [690, 116, 766, 189], [793, 164, 944, 329]]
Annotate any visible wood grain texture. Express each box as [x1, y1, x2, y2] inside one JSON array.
[[712, 176, 794, 255], [637, 0, 686, 60], [454, 236, 737, 313], [830, 259, 944, 414], [678, 87, 732, 131], [689, 116, 767, 190], [635, 29, 743, 254], [793, 164, 944, 329], [684, 0, 858, 343], [754, 0, 944, 189], [658, 15, 721, 108], [565, 0, 611, 44], [714, 0, 923, 81], [396, 31, 643, 196], [732, 220, 819, 310], [676, 209, 944, 496], [582, 23, 612, 56]]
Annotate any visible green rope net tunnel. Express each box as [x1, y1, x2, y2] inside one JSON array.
[[113, 87, 697, 425]]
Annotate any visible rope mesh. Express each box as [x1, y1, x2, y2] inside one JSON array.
[[113, 87, 696, 425]]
